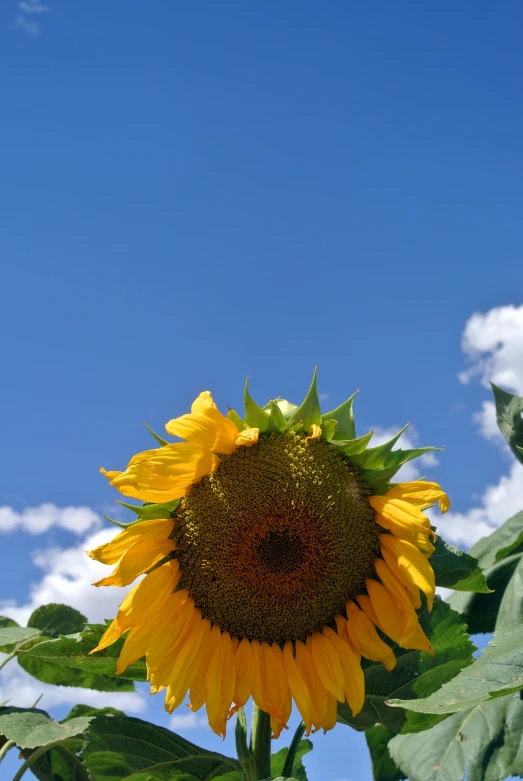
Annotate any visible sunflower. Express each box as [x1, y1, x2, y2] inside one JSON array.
[[90, 371, 449, 740]]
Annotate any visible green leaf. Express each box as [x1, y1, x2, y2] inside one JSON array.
[[360, 423, 410, 470], [227, 408, 245, 432], [267, 399, 288, 433], [28, 604, 87, 639], [81, 714, 241, 780], [496, 554, 523, 629], [492, 382, 523, 464], [389, 692, 523, 781], [365, 726, 405, 781], [469, 509, 523, 569], [0, 624, 41, 653], [271, 739, 312, 781], [142, 421, 169, 447], [0, 707, 91, 749], [20, 742, 90, 781], [63, 705, 125, 721], [114, 499, 181, 521], [244, 378, 269, 432], [287, 367, 322, 433], [389, 624, 523, 714], [448, 553, 521, 634], [18, 625, 146, 690], [337, 597, 475, 734], [321, 390, 358, 440], [431, 537, 491, 592]]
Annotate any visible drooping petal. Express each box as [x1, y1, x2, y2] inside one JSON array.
[[310, 632, 345, 702], [165, 392, 240, 455], [90, 618, 123, 653], [305, 424, 322, 442], [251, 639, 271, 715], [380, 535, 436, 611], [164, 613, 210, 714], [230, 638, 256, 715], [87, 519, 174, 565], [102, 443, 220, 503], [263, 642, 291, 737], [283, 641, 314, 736], [92, 538, 174, 587], [321, 691, 338, 732], [322, 627, 365, 717], [374, 558, 421, 633], [116, 560, 180, 631], [116, 623, 152, 674], [366, 579, 416, 646], [295, 640, 328, 733], [146, 591, 195, 683], [343, 603, 396, 671], [189, 623, 220, 713], [206, 631, 236, 738], [373, 513, 436, 553]]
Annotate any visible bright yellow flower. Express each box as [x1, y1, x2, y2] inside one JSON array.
[[91, 378, 449, 739]]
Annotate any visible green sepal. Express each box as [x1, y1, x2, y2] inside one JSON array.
[[141, 420, 169, 446], [267, 400, 288, 433], [362, 466, 402, 494], [227, 408, 246, 432], [360, 423, 410, 470], [321, 390, 358, 440], [287, 367, 322, 433], [244, 378, 269, 432], [113, 498, 181, 521], [331, 430, 374, 460], [320, 419, 337, 441]]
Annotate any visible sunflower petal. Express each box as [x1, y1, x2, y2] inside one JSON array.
[[283, 641, 314, 736], [102, 443, 220, 503], [385, 481, 450, 513], [310, 632, 345, 702], [235, 427, 260, 448], [116, 560, 180, 630], [189, 624, 220, 713], [295, 640, 328, 733], [344, 603, 396, 671], [87, 519, 174, 565], [164, 613, 209, 713], [380, 534, 436, 611], [322, 627, 365, 717], [166, 392, 240, 455], [230, 638, 256, 714], [206, 631, 236, 738], [92, 538, 174, 587]]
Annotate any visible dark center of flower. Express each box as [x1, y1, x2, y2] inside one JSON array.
[[173, 432, 380, 644]]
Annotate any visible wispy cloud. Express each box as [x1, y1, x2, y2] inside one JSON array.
[[15, 16, 40, 35], [19, 0, 51, 12], [15, 0, 51, 36], [169, 712, 209, 730]]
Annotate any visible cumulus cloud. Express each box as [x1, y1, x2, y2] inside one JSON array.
[[0, 504, 101, 536], [371, 425, 440, 482], [0, 528, 133, 626], [169, 712, 209, 730], [0, 660, 146, 713]]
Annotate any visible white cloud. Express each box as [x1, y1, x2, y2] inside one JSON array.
[[318, 393, 330, 401], [459, 304, 523, 393], [371, 425, 440, 482], [19, 0, 51, 12], [432, 460, 523, 547], [0, 528, 133, 626], [169, 711, 209, 730], [15, 16, 40, 35], [0, 659, 146, 713], [0, 504, 101, 535]]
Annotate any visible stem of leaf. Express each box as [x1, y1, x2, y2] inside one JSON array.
[[235, 707, 256, 781], [0, 650, 17, 673], [250, 704, 272, 780], [281, 721, 305, 778], [10, 740, 62, 781], [0, 739, 15, 762]]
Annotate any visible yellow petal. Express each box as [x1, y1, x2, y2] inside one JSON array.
[[165, 392, 240, 455], [206, 631, 236, 738], [90, 618, 124, 654], [100, 468, 122, 480], [322, 627, 365, 717], [380, 535, 436, 611], [189, 623, 220, 712], [146, 591, 194, 682], [295, 640, 328, 733], [103, 443, 220, 503], [116, 623, 151, 674], [116, 560, 180, 631], [310, 632, 345, 702], [263, 642, 290, 736], [164, 613, 209, 714], [355, 594, 380, 628], [385, 482, 450, 513], [305, 424, 322, 442], [402, 619, 434, 656], [366, 578, 416, 646], [234, 427, 260, 448], [321, 691, 338, 732], [93, 538, 174, 587], [344, 602, 396, 671], [271, 688, 292, 739], [373, 513, 436, 552], [283, 641, 314, 736], [87, 519, 174, 565], [231, 638, 256, 714]]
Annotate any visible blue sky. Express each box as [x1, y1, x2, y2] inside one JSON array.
[[1, 1, 522, 779]]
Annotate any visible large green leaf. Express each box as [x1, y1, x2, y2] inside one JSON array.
[[492, 383, 523, 465], [365, 726, 404, 781], [389, 692, 523, 781], [21, 742, 90, 781], [271, 739, 312, 781], [0, 707, 91, 749], [496, 554, 523, 630], [389, 624, 523, 714], [18, 625, 146, 690], [28, 604, 87, 639], [467, 510, 523, 570], [431, 536, 491, 592], [0, 622, 41, 653], [337, 598, 475, 734], [81, 714, 241, 780]]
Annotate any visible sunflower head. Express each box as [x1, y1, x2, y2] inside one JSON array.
[[91, 370, 449, 739]]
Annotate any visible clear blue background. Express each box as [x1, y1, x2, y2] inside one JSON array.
[[1, 1, 522, 778]]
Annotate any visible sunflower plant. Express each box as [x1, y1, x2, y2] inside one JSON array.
[[1, 374, 523, 781]]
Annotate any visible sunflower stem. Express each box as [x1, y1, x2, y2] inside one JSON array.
[[250, 704, 271, 780], [0, 739, 15, 762], [235, 707, 256, 780], [281, 721, 305, 778]]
